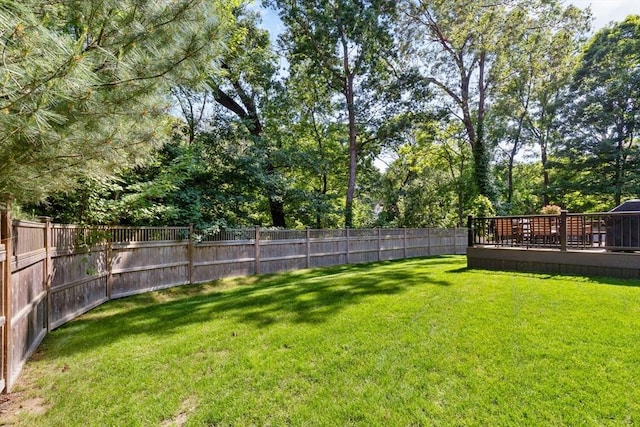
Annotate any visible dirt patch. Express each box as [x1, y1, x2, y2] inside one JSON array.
[[0, 392, 49, 426], [160, 397, 197, 427]]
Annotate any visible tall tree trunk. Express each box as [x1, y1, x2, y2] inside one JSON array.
[[265, 162, 287, 228], [540, 128, 550, 206], [507, 110, 528, 211], [211, 83, 286, 228], [345, 75, 357, 228], [474, 51, 492, 198], [342, 33, 357, 228], [614, 136, 624, 207]]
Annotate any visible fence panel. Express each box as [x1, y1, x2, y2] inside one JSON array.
[[260, 240, 307, 274], [49, 248, 109, 330], [309, 237, 347, 268], [380, 229, 406, 261], [192, 242, 255, 282], [8, 221, 47, 392], [110, 242, 190, 299], [348, 230, 379, 264]]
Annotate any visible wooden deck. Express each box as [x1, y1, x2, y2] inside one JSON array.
[[467, 246, 640, 280]]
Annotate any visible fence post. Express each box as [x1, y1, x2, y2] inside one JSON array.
[[188, 224, 194, 285], [306, 227, 311, 269], [560, 210, 567, 252], [106, 228, 113, 301], [254, 226, 261, 275], [1, 208, 12, 393], [403, 227, 407, 259], [345, 227, 350, 264], [377, 227, 382, 261], [40, 217, 52, 332], [453, 227, 457, 254], [467, 215, 474, 248], [427, 227, 432, 256]]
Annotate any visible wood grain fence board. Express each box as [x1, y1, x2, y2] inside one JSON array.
[[49, 276, 109, 329], [51, 251, 108, 288], [260, 254, 307, 275], [7, 289, 46, 391], [192, 259, 254, 283], [5, 221, 49, 392]]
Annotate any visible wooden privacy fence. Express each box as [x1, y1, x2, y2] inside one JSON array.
[[0, 212, 467, 393]]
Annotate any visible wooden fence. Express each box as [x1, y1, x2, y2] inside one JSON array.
[[0, 212, 467, 393]]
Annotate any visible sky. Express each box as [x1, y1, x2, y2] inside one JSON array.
[[565, 0, 640, 30]]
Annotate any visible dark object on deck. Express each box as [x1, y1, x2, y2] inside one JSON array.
[[606, 200, 640, 251]]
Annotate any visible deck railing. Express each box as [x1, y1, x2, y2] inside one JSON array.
[[468, 211, 640, 252]]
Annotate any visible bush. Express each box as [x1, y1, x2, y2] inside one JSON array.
[[540, 204, 562, 215]]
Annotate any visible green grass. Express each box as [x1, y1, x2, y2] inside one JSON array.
[[9, 255, 640, 426]]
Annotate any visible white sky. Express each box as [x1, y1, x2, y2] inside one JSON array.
[[564, 0, 640, 30]]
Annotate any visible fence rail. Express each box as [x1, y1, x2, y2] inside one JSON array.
[[0, 213, 466, 393]]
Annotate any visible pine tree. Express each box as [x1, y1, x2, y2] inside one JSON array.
[[0, 0, 235, 205]]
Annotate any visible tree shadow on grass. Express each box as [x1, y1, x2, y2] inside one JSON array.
[[40, 257, 454, 359]]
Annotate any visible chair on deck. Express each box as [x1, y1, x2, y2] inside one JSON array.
[[530, 216, 557, 244], [494, 218, 515, 244], [566, 216, 589, 245]]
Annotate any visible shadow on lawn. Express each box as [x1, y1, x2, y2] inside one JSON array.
[[41, 257, 457, 359]]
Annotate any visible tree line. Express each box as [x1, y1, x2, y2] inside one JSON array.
[[2, 1, 639, 229]]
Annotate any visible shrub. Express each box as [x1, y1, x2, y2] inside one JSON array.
[[540, 204, 562, 215]]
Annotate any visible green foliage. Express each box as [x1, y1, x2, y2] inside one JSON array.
[[493, 161, 543, 215], [271, 0, 400, 227], [401, 0, 589, 204], [206, 6, 288, 226], [377, 118, 476, 227], [0, 0, 233, 205], [470, 195, 496, 218], [552, 15, 640, 209], [9, 2, 636, 227]]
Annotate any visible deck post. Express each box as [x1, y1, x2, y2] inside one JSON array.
[[560, 210, 567, 252], [467, 215, 474, 248]]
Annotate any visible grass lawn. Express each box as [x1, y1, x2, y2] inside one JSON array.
[[5, 255, 640, 426]]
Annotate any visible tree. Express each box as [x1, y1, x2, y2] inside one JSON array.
[[491, 4, 589, 210], [269, 0, 398, 227], [0, 0, 233, 205], [207, 7, 287, 227], [555, 15, 640, 208], [378, 117, 475, 227], [172, 86, 212, 145], [276, 60, 348, 228], [400, 0, 583, 202]]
